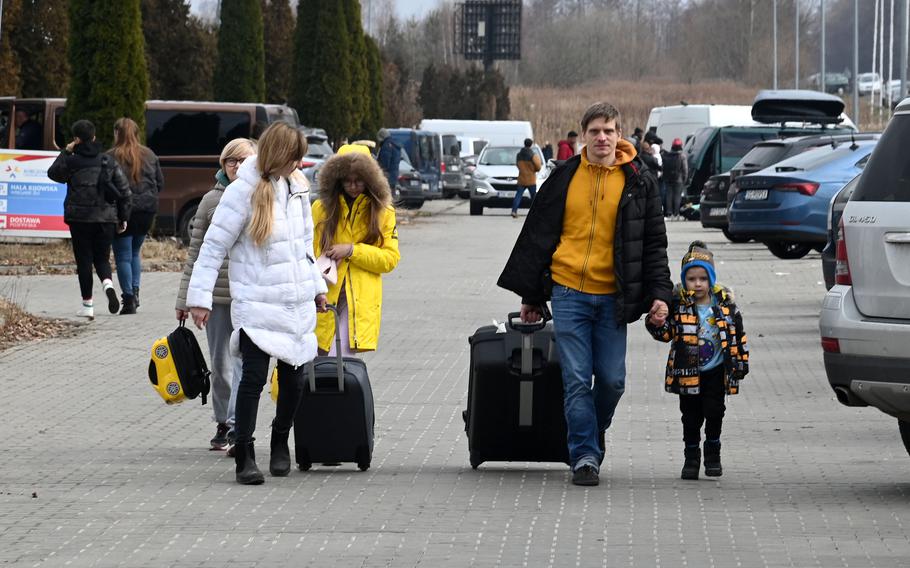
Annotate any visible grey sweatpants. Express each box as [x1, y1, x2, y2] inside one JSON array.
[[206, 303, 242, 426]]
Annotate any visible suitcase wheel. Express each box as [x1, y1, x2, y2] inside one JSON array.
[[356, 445, 370, 472], [357, 462, 370, 472], [469, 450, 482, 470], [298, 462, 312, 471]]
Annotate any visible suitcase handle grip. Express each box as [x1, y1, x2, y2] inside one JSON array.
[[507, 310, 550, 334], [307, 304, 345, 393]]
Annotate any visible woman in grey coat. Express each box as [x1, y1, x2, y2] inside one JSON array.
[[175, 138, 256, 452]]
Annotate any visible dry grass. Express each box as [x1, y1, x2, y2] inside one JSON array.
[[0, 282, 79, 352], [0, 237, 188, 275], [512, 79, 759, 145]]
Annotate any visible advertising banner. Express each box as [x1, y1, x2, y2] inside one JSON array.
[[0, 150, 68, 239]]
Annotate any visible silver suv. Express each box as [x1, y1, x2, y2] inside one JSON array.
[[819, 97, 910, 456]]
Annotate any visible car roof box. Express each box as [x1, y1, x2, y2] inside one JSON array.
[[751, 90, 845, 124]]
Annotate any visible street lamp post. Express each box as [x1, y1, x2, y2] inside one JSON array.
[[821, 0, 826, 93], [774, 0, 779, 89], [854, 0, 860, 122], [795, 0, 800, 88]]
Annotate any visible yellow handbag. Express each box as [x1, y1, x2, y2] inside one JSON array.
[[148, 322, 211, 405]]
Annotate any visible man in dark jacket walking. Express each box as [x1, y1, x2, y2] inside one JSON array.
[[376, 128, 400, 191], [498, 102, 673, 487], [48, 119, 131, 320]]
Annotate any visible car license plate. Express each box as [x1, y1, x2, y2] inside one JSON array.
[[421, 183, 429, 191], [497, 190, 513, 198], [744, 189, 768, 200], [450, 166, 460, 172], [710, 207, 728, 216]]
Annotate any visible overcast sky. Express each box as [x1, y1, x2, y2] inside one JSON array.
[[190, 0, 439, 22]]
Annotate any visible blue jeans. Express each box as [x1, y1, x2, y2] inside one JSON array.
[[550, 285, 627, 472], [511, 184, 537, 212], [112, 233, 147, 295]]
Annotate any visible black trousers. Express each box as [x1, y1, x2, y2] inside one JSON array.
[[679, 365, 726, 445], [68, 222, 115, 299], [234, 330, 304, 447]]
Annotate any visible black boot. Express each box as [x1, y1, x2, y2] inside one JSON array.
[[704, 441, 722, 477], [269, 421, 291, 477], [119, 294, 137, 315], [133, 287, 140, 309], [681, 446, 700, 480], [234, 440, 264, 485]]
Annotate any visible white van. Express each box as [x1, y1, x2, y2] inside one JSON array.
[[419, 119, 533, 149], [645, 105, 755, 145]]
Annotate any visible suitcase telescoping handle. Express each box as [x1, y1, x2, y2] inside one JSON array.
[[507, 310, 552, 427], [307, 304, 345, 393]]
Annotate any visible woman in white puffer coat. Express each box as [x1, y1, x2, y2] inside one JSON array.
[[187, 122, 328, 485]]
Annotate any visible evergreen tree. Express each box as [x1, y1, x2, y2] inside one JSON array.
[[291, 1, 352, 143], [262, 0, 294, 104], [213, 0, 265, 102], [342, 0, 367, 137], [142, 0, 217, 100], [363, 35, 384, 137], [13, 0, 70, 98], [417, 64, 440, 118], [0, 0, 23, 96], [65, 0, 148, 146]]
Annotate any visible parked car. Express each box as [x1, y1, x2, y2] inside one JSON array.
[[821, 174, 859, 290], [460, 155, 478, 199], [300, 132, 333, 201], [396, 150, 425, 209], [684, 90, 857, 205], [468, 145, 548, 216], [728, 138, 877, 259], [387, 128, 443, 200], [857, 72, 883, 96], [819, 98, 910, 457], [2, 97, 300, 240], [440, 133, 466, 198], [700, 133, 880, 240]]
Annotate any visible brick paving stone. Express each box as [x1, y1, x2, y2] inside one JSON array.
[[0, 200, 908, 567]]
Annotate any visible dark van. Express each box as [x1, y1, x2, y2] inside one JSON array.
[[387, 128, 443, 200], [0, 98, 299, 240], [683, 90, 857, 204]]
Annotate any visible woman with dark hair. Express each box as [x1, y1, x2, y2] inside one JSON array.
[[109, 117, 164, 314], [312, 151, 401, 356]]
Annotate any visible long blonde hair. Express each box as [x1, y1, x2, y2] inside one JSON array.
[[112, 117, 143, 186], [248, 123, 308, 247]]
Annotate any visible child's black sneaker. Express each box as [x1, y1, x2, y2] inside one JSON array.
[[704, 441, 722, 476], [681, 446, 700, 480]]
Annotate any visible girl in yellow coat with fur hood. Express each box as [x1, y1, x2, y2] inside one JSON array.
[[312, 148, 400, 354]]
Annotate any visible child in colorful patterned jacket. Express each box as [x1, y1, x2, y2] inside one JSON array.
[[646, 240, 750, 480]]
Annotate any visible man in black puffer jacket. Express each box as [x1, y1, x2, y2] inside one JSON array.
[[48, 119, 131, 320], [498, 102, 673, 487]]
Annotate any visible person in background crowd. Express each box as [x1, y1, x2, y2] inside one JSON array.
[[176, 138, 257, 454], [109, 117, 164, 314], [556, 130, 578, 160], [47, 119, 131, 319], [662, 138, 689, 220], [629, 127, 644, 153], [376, 128, 401, 191], [542, 141, 554, 162], [646, 241, 749, 479], [14, 109, 42, 150], [512, 138, 542, 218], [498, 102, 672, 487], [312, 151, 400, 357], [187, 123, 328, 485]]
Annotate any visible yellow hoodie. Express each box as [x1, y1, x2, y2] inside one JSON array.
[[550, 139, 637, 294]]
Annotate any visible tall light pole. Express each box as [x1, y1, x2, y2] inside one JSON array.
[[901, 0, 909, 100], [774, 0, 779, 89], [854, 0, 860, 122], [821, 0, 827, 93], [795, 0, 800, 88]]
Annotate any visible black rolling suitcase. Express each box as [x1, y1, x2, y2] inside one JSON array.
[[294, 305, 375, 472], [463, 312, 569, 469]]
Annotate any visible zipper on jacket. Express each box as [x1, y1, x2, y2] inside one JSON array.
[[578, 169, 602, 291], [286, 182, 306, 340], [347, 273, 359, 349]]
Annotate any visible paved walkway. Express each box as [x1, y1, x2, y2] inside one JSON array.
[[1, 200, 908, 567]]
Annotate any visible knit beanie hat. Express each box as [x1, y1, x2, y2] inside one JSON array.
[[680, 240, 716, 288]]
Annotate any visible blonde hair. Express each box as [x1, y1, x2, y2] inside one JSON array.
[[112, 118, 143, 186], [248, 123, 308, 247], [219, 138, 257, 169]]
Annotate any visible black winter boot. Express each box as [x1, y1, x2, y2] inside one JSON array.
[[234, 440, 264, 485], [119, 294, 137, 315], [704, 441, 722, 477], [269, 421, 291, 477], [133, 287, 140, 309], [681, 446, 701, 480]]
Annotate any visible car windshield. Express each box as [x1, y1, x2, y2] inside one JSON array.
[[479, 147, 521, 165], [772, 143, 873, 172], [734, 144, 788, 169], [306, 139, 333, 158]]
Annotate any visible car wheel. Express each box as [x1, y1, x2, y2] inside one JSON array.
[[722, 228, 751, 243], [177, 203, 198, 245], [900, 420, 910, 458], [765, 241, 812, 259], [458, 190, 470, 199], [399, 199, 424, 210], [469, 200, 483, 216]]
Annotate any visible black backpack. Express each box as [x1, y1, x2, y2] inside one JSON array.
[[662, 151, 683, 181]]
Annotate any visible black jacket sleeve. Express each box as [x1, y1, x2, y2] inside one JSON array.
[[639, 170, 673, 307], [111, 162, 133, 223], [46, 152, 71, 184]]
